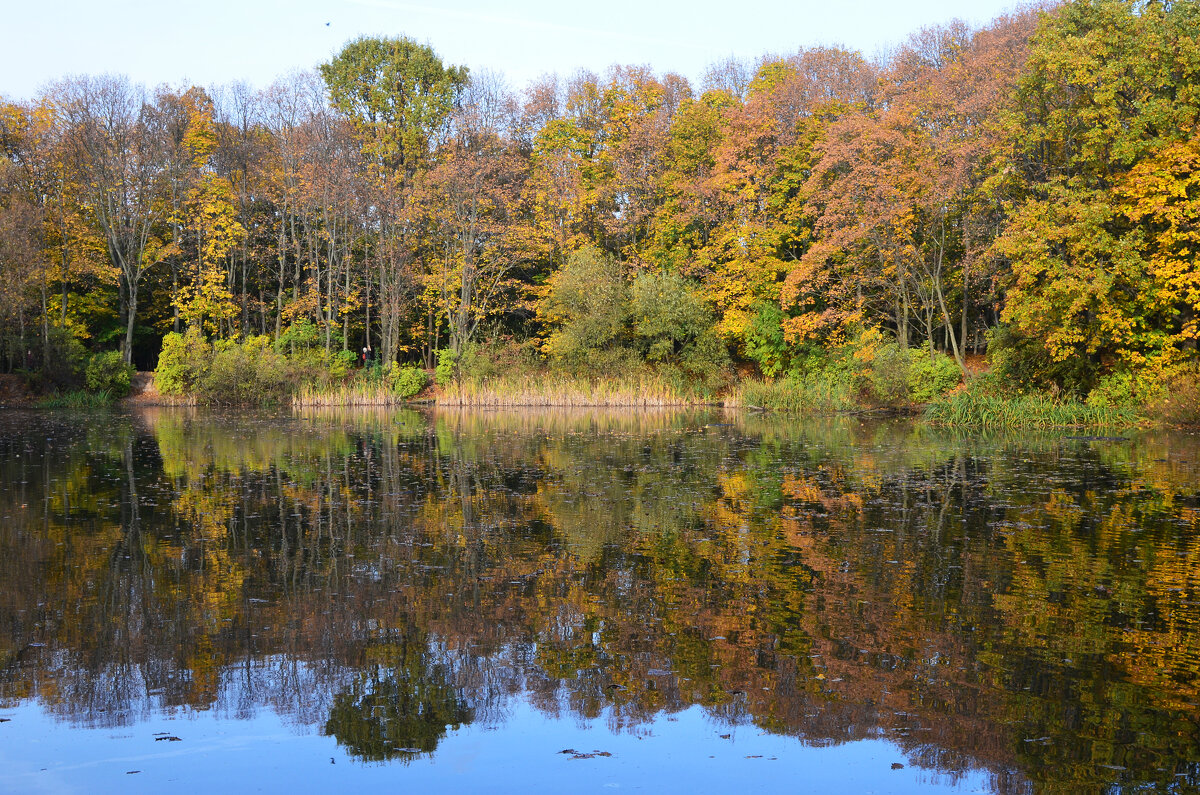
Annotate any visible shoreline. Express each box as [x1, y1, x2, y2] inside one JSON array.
[[3, 370, 1184, 430]]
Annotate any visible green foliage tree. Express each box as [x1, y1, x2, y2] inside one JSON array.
[[630, 270, 730, 379], [538, 246, 633, 371], [320, 36, 468, 177]]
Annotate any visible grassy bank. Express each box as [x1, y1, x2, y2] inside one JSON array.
[[31, 326, 1186, 432]]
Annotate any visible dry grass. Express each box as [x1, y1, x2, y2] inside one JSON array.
[[436, 373, 696, 407], [292, 381, 407, 407]]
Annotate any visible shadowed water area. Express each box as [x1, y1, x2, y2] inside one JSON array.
[[1, 407, 1199, 793]]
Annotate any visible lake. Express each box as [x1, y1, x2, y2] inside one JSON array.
[[1, 407, 1198, 793]]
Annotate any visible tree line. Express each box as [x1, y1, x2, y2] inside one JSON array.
[[1, 0, 1198, 401]]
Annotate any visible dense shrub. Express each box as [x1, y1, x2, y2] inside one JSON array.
[[155, 328, 211, 395], [450, 339, 543, 383], [435, 348, 457, 386], [84, 350, 134, 397], [157, 329, 292, 404], [274, 320, 321, 353], [30, 327, 89, 393], [1086, 370, 1158, 410], [387, 365, 428, 399], [865, 343, 912, 406], [1148, 367, 1200, 426], [986, 325, 1096, 397], [907, 349, 962, 403], [859, 341, 961, 406], [203, 336, 291, 404], [744, 301, 789, 378], [540, 247, 630, 369], [329, 349, 359, 380], [630, 270, 731, 383], [538, 248, 730, 394]]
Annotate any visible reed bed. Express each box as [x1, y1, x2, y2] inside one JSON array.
[[728, 376, 854, 415], [292, 381, 408, 407], [925, 391, 1139, 429], [433, 404, 708, 437], [436, 373, 694, 407]]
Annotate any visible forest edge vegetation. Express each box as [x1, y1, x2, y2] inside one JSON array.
[[1, 0, 1199, 427]]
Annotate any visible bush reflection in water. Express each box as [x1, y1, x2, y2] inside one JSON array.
[[1, 407, 1199, 791]]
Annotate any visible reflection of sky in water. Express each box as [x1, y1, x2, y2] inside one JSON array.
[[0, 699, 990, 794]]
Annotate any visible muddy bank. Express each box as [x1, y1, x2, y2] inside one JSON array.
[[0, 375, 33, 407]]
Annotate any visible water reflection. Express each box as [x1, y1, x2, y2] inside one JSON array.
[[1, 407, 1199, 791]]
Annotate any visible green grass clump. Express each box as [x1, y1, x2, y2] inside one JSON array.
[[36, 389, 114, 408], [926, 386, 1139, 429]]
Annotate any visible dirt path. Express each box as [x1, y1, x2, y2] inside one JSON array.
[[0, 374, 33, 407], [124, 371, 161, 405]]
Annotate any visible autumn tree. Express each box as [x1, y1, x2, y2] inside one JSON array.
[[995, 0, 1200, 392], [321, 36, 469, 363], [161, 88, 246, 334], [413, 72, 526, 358], [786, 16, 1037, 368], [54, 76, 169, 364]]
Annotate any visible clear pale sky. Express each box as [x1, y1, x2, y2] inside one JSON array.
[[3, 0, 1029, 99]]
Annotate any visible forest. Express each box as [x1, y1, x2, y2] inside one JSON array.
[[1, 0, 1198, 416]]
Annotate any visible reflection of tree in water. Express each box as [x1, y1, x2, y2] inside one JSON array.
[[325, 640, 474, 762], [2, 409, 1200, 791]]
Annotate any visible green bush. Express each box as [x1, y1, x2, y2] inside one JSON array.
[[329, 349, 359, 380], [387, 365, 428, 399], [30, 327, 89, 393], [865, 343, 912, 406], [156, 329, 294, 404], [201, 335, 291, 405], [155, 328, 211, 395], [987, 325, 1096, 397], [435, 348, 458, 386], [1086, 370, 1155, 410], [744, 301, 789, 378], [451, 339, 543, 383], [540, 247, 630, 367], [629, 270, 731, 395], [1148, 367, 1200, 425], [84, 350, 134, 397], [274, 320, 321, 353], [907, 349, 961, 403], [857, 342, 961, 407]]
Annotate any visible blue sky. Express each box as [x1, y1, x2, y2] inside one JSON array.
[[4, 0, 1029, 99]]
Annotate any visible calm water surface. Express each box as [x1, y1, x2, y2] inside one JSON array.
[[1, 407, 1198, 793]]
